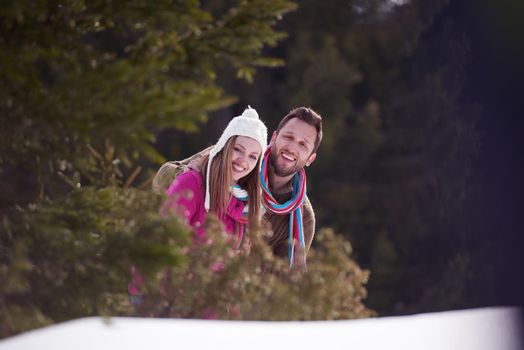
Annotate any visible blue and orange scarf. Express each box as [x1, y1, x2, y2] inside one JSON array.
[[259, 146, 307, 268]]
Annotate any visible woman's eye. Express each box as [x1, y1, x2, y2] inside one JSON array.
[[249, 155, 258, 161]]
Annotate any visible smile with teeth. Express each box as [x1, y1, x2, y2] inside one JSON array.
[[232, 163, 246, 172], [281, 151, 296, 162]]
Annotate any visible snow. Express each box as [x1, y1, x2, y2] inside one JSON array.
[[0, 307, 522, 350]]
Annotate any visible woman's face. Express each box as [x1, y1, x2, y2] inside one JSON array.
[[231, 136, 262, 181]]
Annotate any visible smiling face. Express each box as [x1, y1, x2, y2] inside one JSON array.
[[270, 117, 317, 177], [230, 136, 262, 181]]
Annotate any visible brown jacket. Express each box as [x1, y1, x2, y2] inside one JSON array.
[[153, 147, 316, 257], [264, 193, 315, 258]]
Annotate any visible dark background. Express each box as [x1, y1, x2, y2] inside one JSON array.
[[461, 0, 524, 308]]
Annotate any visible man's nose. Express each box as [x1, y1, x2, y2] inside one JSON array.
[[286, 142, 299, 155]]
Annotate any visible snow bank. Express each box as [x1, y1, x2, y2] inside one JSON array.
[[0, 307, 522, 350]]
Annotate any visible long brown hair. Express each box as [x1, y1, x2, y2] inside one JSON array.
[[199, 136, 262, 232]]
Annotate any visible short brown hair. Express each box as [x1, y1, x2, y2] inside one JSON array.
[[276, 107, 323, 153]]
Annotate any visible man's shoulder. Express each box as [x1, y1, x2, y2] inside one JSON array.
[[152, 147, 211, 194], [152, 161, 191, 194], [303, 194, 314, 212]]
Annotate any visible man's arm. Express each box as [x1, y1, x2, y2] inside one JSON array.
[[152, 146, 212, 195], [302, 195, 316, 253]]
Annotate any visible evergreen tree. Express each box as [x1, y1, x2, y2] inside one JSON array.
[[0, 1, 375, 338], [0, 0, 297, 206]]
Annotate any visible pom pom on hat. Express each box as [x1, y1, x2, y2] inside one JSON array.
[[205, 106, 268, 211], [241, 107, 259, 119]]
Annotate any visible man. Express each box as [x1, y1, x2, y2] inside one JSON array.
[[259, 107, 322, 268], [153, 107, 323, 268]]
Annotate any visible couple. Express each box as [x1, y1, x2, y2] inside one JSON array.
[[157, 106, 322, 268]]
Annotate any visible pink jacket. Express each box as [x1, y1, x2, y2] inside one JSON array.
[[129, 170, 246, 300], [164, 170, 246, 239]]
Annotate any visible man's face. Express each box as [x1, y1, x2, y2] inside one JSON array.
[[270, 118, 317, 177]]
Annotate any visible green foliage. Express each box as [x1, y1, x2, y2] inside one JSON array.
[[0, 0, 296, 204], [0, 186, 191, 337], [0, 0, 376, 339], [0, 186, 373, 338], [137, 225, 373, 320]]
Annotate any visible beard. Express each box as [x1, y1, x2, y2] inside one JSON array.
[[269, 146, 303, 177]]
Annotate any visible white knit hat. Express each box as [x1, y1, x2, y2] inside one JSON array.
[[204, 106, 268, 211]]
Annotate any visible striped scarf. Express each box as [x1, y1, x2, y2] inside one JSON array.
[[259, 146, 307, 268], [231, 184, 249, 250]]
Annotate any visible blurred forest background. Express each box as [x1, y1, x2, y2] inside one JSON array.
[[1, 0, 523, 338], [158, 0, 524, 314]]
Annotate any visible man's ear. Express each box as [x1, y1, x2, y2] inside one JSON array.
[[271, 131, 277, 143], [305, 153, 317, 167]]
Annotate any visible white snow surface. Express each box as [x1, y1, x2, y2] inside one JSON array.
[[0, 307, 522, 350]]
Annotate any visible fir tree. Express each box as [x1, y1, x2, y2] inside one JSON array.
[[0, 1, 375, 338]]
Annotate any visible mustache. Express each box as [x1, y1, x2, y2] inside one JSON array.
[[279, 148, 298, 159]]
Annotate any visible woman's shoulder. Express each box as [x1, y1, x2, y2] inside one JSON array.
[[178, 169, 204, 183], [167, 169, 204, 195]]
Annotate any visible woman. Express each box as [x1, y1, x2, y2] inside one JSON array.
[[129, 107, 267, 307], [161, 106, 267, 247]]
